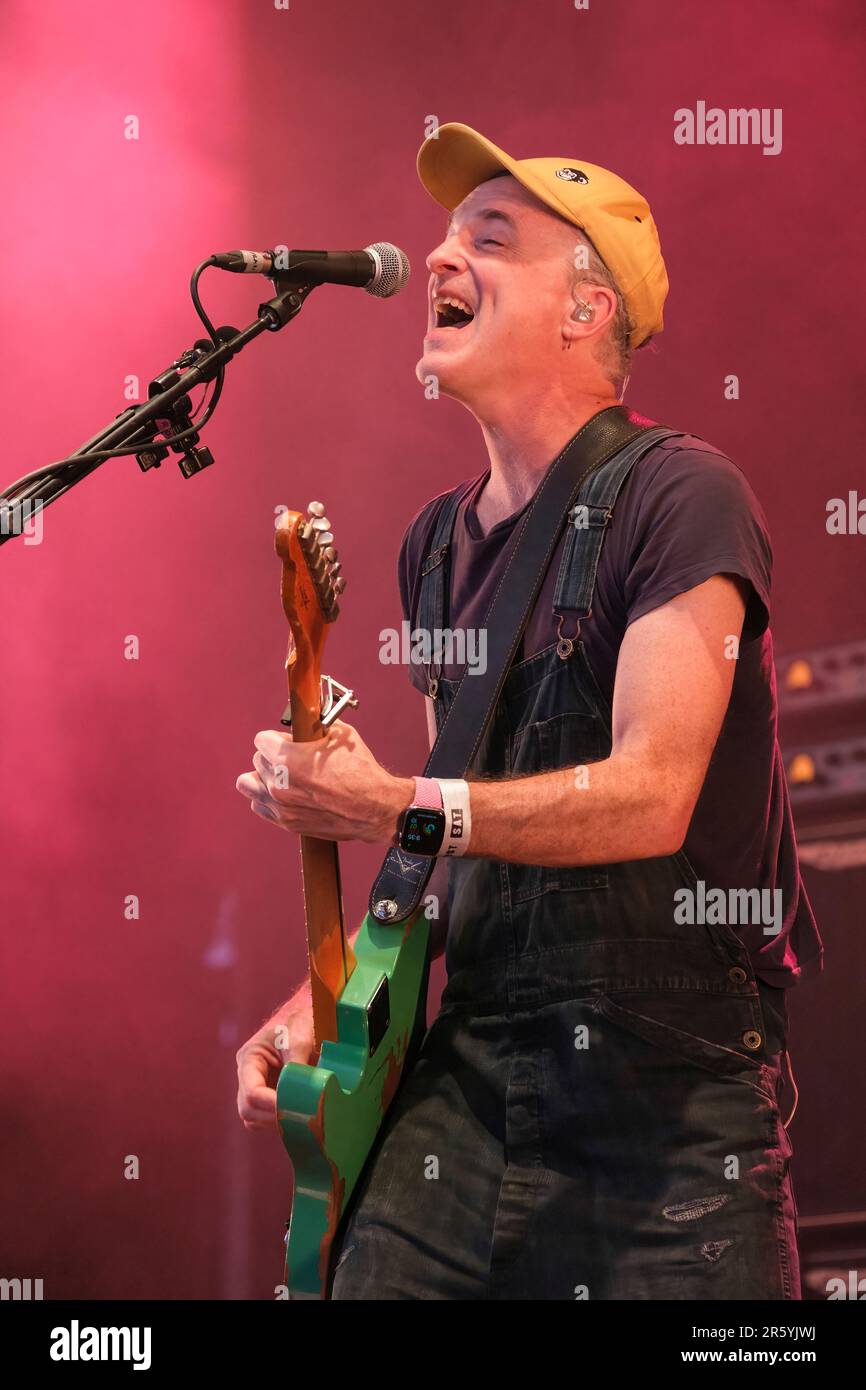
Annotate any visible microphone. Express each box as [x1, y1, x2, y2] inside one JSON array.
[[211, 243, 410, 299]]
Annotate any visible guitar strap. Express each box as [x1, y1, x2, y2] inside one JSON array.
[[369, 404, 681, 924]]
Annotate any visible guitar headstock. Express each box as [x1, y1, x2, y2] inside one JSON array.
[[275, 503, 346, 731], [276, 499, 345, 623]]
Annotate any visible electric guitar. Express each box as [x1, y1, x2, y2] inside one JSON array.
[[273, 502, 430, 1299]]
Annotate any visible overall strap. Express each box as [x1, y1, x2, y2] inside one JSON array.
[[369, 404, 665, 925], [553, 425, 685, 620], [416, 481, 474, 697]]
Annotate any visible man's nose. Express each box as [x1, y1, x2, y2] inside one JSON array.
[[426, 234, 467, 276]]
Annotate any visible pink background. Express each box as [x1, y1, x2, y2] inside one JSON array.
[[1, 0, 864, 1297]]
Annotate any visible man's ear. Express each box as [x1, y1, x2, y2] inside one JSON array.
[[561, 282, 617, 348]]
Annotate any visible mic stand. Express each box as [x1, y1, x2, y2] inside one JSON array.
[[0, 281, 315, 547]]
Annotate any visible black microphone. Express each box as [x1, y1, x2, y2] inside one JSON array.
[[211, 243, 410, 299]]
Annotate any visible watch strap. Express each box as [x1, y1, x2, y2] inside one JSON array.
[[412, 775, 443, 810]]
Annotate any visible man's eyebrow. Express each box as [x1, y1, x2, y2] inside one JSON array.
[[445, 207, 518, 234]]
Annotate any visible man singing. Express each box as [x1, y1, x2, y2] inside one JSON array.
[[236, 122, 822, 1300]]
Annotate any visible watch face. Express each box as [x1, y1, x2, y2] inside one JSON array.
[[400, 807, 446, 856]]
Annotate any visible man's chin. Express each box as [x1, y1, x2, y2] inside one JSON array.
[[415, 338, 473, 394]]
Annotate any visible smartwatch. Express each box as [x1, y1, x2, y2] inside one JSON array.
[[397, 776, 446, 856]]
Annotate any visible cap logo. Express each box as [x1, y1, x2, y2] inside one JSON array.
[[555, 167, 589, 183]]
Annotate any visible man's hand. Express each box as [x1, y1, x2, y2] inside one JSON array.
[[236, 986, 316, 1132], [236, 718, 414, 844]]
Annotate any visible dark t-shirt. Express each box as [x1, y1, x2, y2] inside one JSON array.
[[397, 429, 823, 989]]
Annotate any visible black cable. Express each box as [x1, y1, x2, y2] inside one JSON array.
[[1, 259, 227, 502], [2, 258, 317, 511], [0, 384, 219, 496], [190, 257, 220, 344]]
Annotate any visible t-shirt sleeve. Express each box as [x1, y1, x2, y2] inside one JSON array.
[[619, 445, 772, 641]]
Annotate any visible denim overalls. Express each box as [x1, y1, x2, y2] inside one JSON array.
[[331, 443, 800, 1301]]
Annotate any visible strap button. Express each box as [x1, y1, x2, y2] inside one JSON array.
[[373, 898, 399, 921]]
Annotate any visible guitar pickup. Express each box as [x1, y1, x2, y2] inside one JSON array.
[[280, 674, 359, 729], [366, 974, 391, 1056]]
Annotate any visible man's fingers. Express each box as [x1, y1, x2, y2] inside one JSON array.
[[237, 1051, 276, 1094], [252, 749, 280, 791], [237, 1080, 278, 1128], [254, 729, 293, 761], [252, 748, 304, 804], [236, 770, 268, 800], [236, 769, 290, 818], [241, 1083, 276, 1113]]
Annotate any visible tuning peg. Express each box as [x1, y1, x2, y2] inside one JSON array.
[[307, 501, 326, 517], [333, 575, 346, 594], [322, 545, 337, 562], [310, 515, 331, 533]]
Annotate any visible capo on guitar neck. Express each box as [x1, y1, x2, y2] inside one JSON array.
[[280, 673, 359, 729]]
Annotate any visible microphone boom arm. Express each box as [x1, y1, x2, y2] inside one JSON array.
[[0, 280, 315, 547]]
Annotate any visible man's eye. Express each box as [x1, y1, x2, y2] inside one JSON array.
[[479, 237, 503, 247]]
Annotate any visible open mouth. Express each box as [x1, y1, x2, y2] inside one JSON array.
[[433, 294, 476, 330]]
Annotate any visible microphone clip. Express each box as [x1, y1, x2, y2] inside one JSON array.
[[257, 280, 316, 332], [136, 364, 214, 479]]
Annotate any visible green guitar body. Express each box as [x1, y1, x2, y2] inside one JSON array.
[[276, 905, 430, 1298]]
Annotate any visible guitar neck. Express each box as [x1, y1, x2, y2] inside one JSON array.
[[299, 833, 354, 1050], [276, 503, 355, 1053], [289, 689, 357, 1052]]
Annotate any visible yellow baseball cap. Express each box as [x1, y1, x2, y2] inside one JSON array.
[[416, 122, 668, 349]]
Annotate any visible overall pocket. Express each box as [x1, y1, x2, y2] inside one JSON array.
[[593, 989, 778, 1102]]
